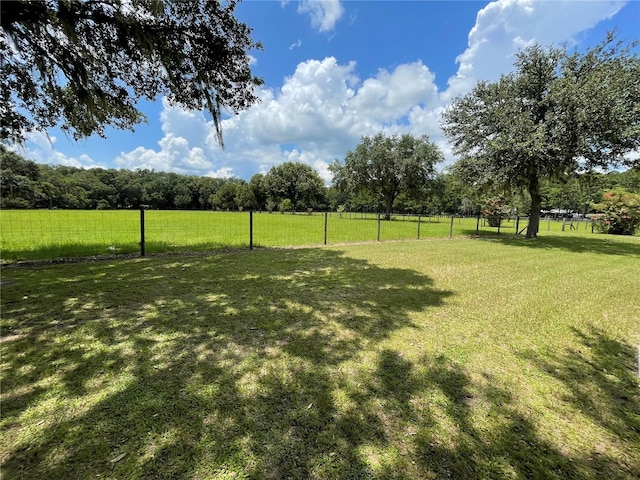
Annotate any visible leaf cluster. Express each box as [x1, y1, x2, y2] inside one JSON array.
[[442, 33, 640, 192], [0, 0, 263, 145]]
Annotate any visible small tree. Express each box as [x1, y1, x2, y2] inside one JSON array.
[[482, 197, 510, 227], [593, 191, 640, 235], [279, 198, 294, 214]]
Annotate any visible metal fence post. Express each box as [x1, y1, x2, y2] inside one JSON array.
[[249, 210, 253, 250], [324, 211, 328, 245], [140, 208, 145, 257]]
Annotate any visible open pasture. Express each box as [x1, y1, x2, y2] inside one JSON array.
[[1, 234, 639, 479], [1, 209, 595, 262]]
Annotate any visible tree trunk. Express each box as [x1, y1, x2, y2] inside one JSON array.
[[384, 197, 393, 221], [526, 175, 541, 238]]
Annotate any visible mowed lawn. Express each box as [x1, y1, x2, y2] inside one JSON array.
[[1, 234, 639, 479]]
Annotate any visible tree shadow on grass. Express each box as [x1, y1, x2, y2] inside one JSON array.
[[2, 250, 639, 478], [466, 233, 640, 257], [1, 248, 450, 478], [521, 327, 640, 479]]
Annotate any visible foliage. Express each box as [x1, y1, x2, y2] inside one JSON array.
[[482, 197, 510, 227], [3, 146, 639, 216], [442, 33, 640, 238], [211, 181, 244, 211], [263, 162, 327, 211], [278, 198, 294, 214], [331, 133, 442, 220], [593, 190, 640, 235], [0, 0, 262, 145]]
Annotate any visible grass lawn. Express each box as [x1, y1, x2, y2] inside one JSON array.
[[1, 209, 594, 262], [1, 233, 639, 479]]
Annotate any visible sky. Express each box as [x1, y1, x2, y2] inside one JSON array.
[[18, 0, 640, 183]]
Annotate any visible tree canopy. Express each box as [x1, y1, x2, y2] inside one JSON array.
[[442, 33, 640, 238], [331, 133, 442, 220], [0, 0, 262, 146], [263, 162, 327, 211]]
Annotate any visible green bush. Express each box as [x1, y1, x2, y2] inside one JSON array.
[[593, 190, 640, 235], [482, 197, 509, 227], [279, 198, 294, 214]]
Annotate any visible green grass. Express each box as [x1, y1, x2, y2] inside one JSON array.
[[2, 233, 639, 478], [1, 209, 600, 262]]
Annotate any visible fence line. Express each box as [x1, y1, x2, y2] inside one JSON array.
[[0, 209, 597, 262]]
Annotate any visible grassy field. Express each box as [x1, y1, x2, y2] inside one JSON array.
[[1, 209, 595, 262], [1, 232, 639, 479]]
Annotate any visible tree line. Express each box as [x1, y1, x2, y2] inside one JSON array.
[[2, 144, 638, 216]]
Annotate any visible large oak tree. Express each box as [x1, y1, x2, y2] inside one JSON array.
[[263, 162, 327, 211], [442, 33, 640, 238], [331, 133, 442, 220], [1, 0, 262, 146]]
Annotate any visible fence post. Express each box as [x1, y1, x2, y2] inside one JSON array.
[[140, 208, 145, 257], [324, 211, 328, 245], [377, 214, 381, 241], [417, 215, 421, 240], [449, 216, 454, 238], [249, 210, 253, 250]]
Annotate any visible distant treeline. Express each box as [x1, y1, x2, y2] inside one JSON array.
[[1, 146, 639, 215]]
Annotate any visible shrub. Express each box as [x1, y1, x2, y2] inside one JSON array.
[[593, 190, 640, 235], [279, 198, 294, 214], [482, 197, 510, 227]]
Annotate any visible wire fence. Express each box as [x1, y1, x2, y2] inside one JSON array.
[[0, 209, 597, 262]]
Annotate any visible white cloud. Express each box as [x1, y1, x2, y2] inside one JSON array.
[[443, 0, 627, 101], [22, 131, 103, 169], [206, 167, 235, 179], [289, 39, 302, 50], [298, 0, 344, 32]]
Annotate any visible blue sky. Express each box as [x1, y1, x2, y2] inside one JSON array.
[[20, 0, 640, 182]]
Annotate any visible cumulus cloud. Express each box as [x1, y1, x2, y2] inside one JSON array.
[[298, 0, 344, 32], [443, 0, 626, 100], [22, 131, 103, 169]]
